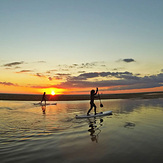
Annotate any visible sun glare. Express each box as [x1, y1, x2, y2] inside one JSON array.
[[51, 91, 55, 95], [40, 87, 65, 95]]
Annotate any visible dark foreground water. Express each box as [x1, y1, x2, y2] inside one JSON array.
[[0, 98, 163, 163]]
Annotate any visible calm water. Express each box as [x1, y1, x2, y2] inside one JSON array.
[[0, 98, 163, 163]]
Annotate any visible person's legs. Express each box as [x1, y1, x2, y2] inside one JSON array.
[[41, 97, 45, 103], [93, 104, 96, 115], [87, 103, 93, 115]]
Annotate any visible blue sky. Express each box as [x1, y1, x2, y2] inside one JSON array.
[[0, 0, 163, 94]]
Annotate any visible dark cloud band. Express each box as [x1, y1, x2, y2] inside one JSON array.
[[0, 81, 18, 86], [123, 58, 135, 63], [3, 61, 24, 67]]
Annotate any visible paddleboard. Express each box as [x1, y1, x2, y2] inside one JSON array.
[[76, 110, 112, 119], [33, 102, 57, 106]]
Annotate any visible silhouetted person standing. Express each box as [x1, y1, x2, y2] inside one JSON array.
[[41, 92, 46, 105], [87, 88, 98, 115]]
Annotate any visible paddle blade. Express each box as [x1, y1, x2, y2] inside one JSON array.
[[100, 103, 103, 107]]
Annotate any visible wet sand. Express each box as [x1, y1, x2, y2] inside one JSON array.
[[0, 91, 163, 101]]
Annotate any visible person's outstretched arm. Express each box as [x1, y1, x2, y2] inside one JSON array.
[[94, 87, 98, 95]]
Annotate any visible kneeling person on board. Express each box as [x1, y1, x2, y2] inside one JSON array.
[[87, 88, 98, 115]]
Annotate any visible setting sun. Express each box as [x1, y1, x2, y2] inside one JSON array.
[[51, 91, 55, 95], [40, 88, 65, 95]]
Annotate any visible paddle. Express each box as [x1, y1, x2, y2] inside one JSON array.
[[98, 92, 103, 107]]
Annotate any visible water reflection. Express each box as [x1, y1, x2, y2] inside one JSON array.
[[41, 105, 46, 114], [0, 99, 163, 163], [88, 118, 103, 143], [102, 98, 163, 114], [124, 122, 136, 129]]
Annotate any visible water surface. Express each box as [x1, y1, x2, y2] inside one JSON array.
[[0, 99, 163, 163]]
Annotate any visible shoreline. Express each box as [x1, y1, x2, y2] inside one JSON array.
[[0, 91, 163, 101]]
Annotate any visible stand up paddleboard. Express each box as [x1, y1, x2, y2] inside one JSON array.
[[33, 102, 57, 106], [76, 110, 112, 119]]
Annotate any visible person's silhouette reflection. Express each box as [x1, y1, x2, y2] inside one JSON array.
[[88, 118, 103, 143], [42, 105, 46, 114]]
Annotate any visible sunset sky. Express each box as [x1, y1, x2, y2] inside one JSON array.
[[0, 0, 163, 95]]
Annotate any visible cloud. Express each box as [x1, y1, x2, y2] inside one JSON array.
[[46, 69, 57, 74], [78, 71, 86, 73], [56, 73, 71, 76], [37, 61, 46, 63], [81, 62, 96, 67], [57, 62, 100, 70], [3, 61, 24, 67], [122, 58, 135, 63], [53, 76, 63, 80], [54, 72, 163, 92], [117, 58, 135, 63], [68, 63, 96, 69], [71, 72, 99, 80], [35, 73, 45, 78], [29, 85, 50, 89], [52, 73, 71, 80], [16, 70, 33, 73], [72, 64, 78, 67], [60, 69, 69, 71], [28, 72, 163, 93], [33, 71, 71, 81], [48, 77, 53, 81], [109, 82, 162, 91], [0, 81, 18, 86], [70, 71, 135, 81]]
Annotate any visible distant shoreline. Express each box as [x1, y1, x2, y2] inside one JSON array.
[[0, 91, 163, 101]]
